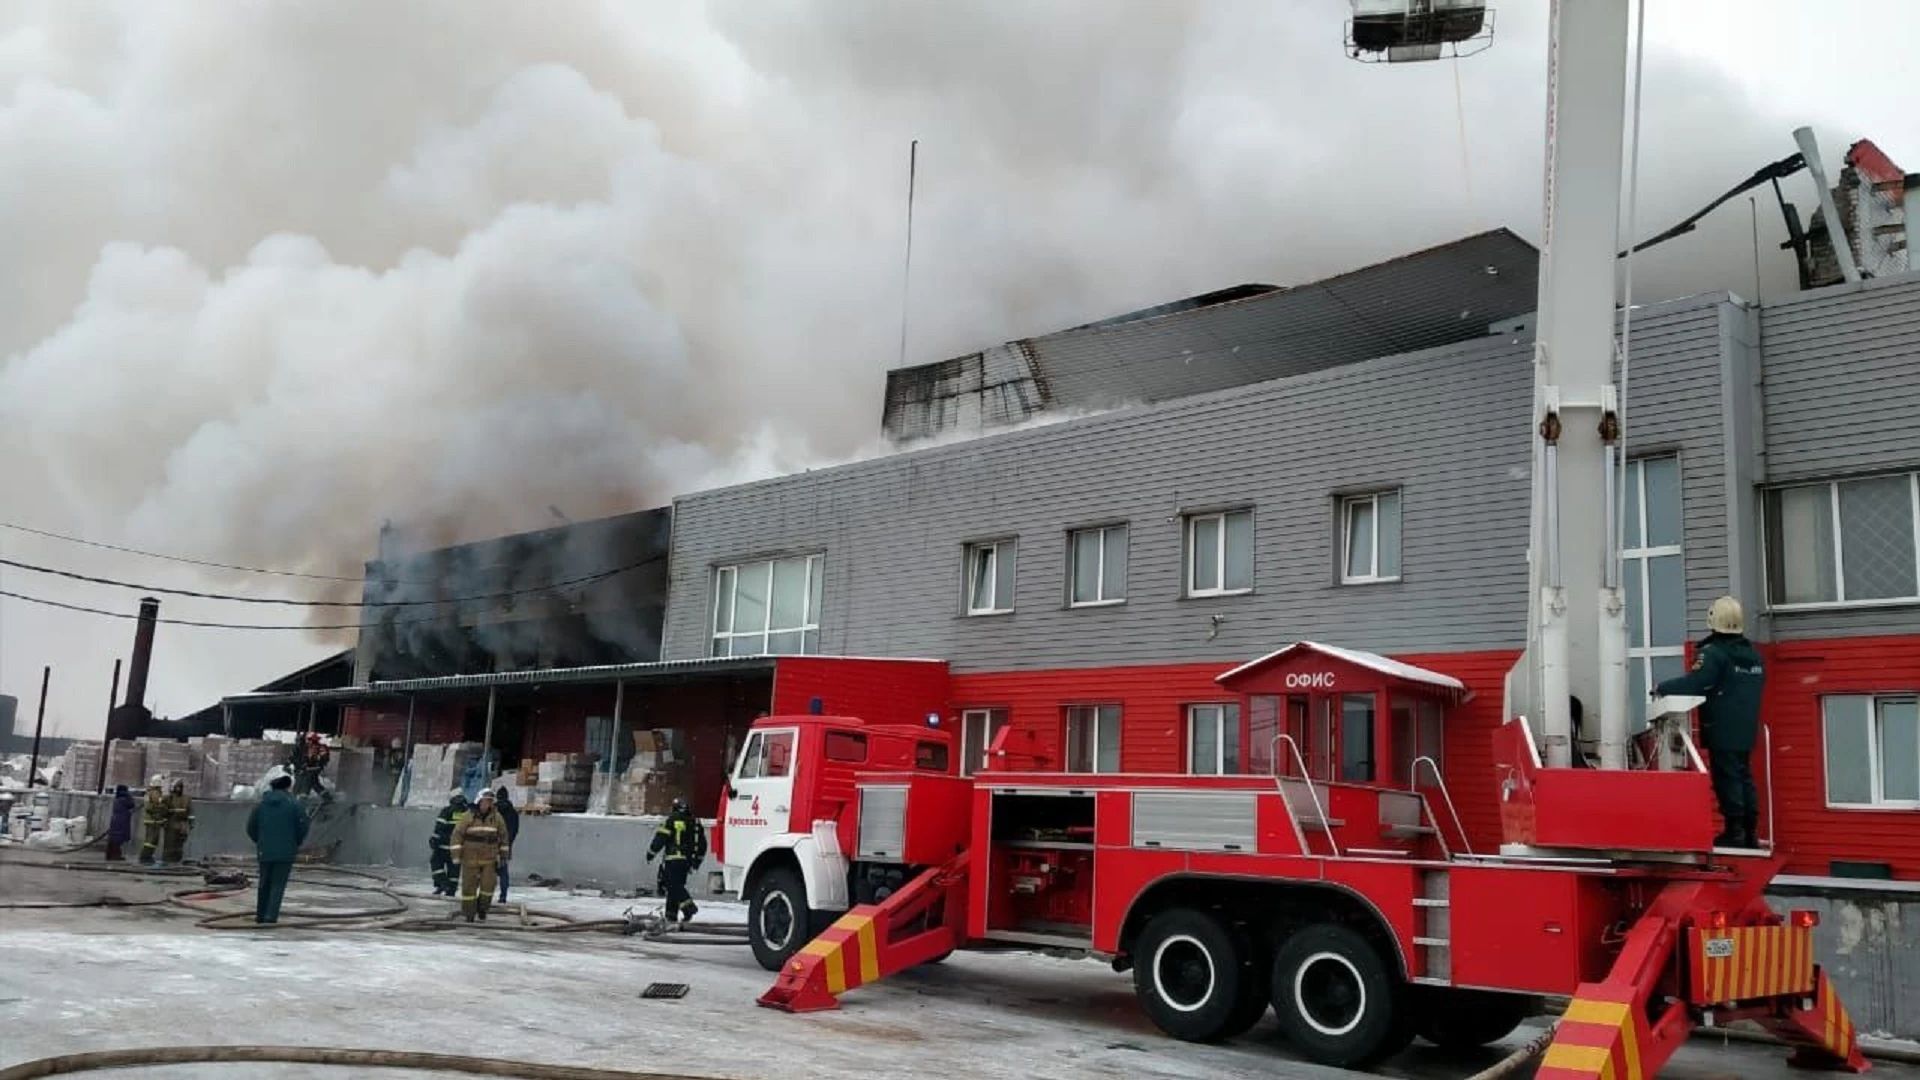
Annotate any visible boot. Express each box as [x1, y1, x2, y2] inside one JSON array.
[[461, 898, 477, 923], [1712, 826, 1743, 849], [476, 894, 491, 922], [680, 900, 698, 924], [1742, 817, 1761, 850]]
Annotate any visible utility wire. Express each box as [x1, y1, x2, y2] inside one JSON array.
[[0, 552, 661, 608], [0, 586, 603, 632], [0, 520, 375, 583]]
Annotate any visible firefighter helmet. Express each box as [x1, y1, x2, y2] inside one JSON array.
[[473, 788, 495, 804], [1707, 595, 1745, 635]]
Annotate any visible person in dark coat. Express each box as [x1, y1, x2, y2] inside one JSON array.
[[245, 768, 310, 925], [105, 785, 137, 861], [494, 786, 521, 904], [1655, 595, 1766, 849]]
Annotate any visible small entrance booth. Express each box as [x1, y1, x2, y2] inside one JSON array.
[[1215, 641, 1472, 787]]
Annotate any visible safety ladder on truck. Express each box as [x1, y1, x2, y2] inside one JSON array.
[[1271, 736, 1472, 864]]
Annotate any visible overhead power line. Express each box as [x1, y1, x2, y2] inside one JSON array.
[[0, 552, 662, 608], [0, 520, 374, 583], [0, 586, 596, 632]]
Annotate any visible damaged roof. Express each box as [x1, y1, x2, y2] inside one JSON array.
[[883, 228, 1540, 442]]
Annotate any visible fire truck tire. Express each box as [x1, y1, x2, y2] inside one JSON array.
[[1269, 923, 1407, 1069], [1132, 908, 1246, 1042], [1411, 988, 1536, 1050], [1218, 925, 1272, 1039], [747, 866, 814, 972]]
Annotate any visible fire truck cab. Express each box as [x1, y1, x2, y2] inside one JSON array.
[[716, 709, 962, 971]]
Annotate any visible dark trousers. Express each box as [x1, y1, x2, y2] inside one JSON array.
[[661, 859, 693, 921], [1709, 748, 1757, 835], [256, 860, 294, 924], [496, 861, 510, 902], [430, 848, 453, 894], [105, 840, 125, 861]]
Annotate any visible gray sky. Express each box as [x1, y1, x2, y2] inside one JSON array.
[[2, 1, 1915, 737]]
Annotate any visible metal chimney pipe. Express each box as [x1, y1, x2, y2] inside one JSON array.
[[123, 597, 160, 710]]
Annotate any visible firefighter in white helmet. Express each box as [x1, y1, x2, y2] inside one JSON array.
[[1655, 595, 1766, 849], [449, 788, 511, 922], [138, 778, 168, 865]]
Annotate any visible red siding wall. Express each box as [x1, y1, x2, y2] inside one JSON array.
[[343, 703, 468, 746], [773, 657, 952, 730], [948, 651, 1518, 847], [1761, 635, 1920, 879]]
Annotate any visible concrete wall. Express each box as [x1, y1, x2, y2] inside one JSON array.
[[1771, 879, 1920, 1041], [664, 295, 1734, 672]]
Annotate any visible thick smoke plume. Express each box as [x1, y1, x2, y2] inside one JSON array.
[[0, 1, 1894, 732]]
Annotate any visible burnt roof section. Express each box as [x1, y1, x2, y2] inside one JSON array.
[[883, 228, 1540, 442]]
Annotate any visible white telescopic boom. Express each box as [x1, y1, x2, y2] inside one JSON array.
[[1510, 0, 1634, 769]]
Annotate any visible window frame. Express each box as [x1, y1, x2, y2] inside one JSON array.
[[1068, 523, 1129, 607], [1622, 455, 1687, 711], [1765, 471, 1920, 612], [1185, 508, 1254, 598], [963, 537, 1018, 616], [959, 708, 1009, 777], [1065, 704, 1122, 774], [710, 554, 824, 657], [1186, 702, 1242, 775], [1338, 489, 1403, 585], [1822, 692, 1920, 810]]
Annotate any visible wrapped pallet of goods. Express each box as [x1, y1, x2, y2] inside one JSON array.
[[104, 740, 149, 791], [218, 739, 290, 794], [535, 752, 593, 814], [397, 743, 484, 808], [141, 738, 192, 779], [63, 741, 104, 792]]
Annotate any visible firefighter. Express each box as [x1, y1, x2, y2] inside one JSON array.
[[428, 791, 468, 896], [162, 780, 195, 864], [1655, 595, 1765, 849], [449, 788, 511, 922], [646, 797, 707, 926], [138, 779, 168, 865]]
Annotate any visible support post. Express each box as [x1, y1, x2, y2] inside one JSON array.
[[482, 686, 497, 777], [27, 666, 49, 788], [610, 679, 626, 778], [221, 704, 232, 738], [1905, 173, 1919, 274], [399, 695, 416, 807]]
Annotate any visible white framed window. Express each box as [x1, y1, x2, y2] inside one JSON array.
[[1765, 472, 1920, 609], [1823, 693, 1920, 808], [1622, 456, 1688, 712], [1187, 703, 1242, 775], [1065, 704, 1121, 773], [1340, 490, 1402, 583], [1069, 524, 1128, 606], [711, 554, 824, 657], [964, 538, 1017, 615], [960, 708, 1009, 776], [1186, 509, 1253, 596]]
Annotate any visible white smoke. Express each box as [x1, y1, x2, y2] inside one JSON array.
[[0, 1, 1904, 733]]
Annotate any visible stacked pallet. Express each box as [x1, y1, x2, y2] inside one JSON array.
[[104, 740, 149, 791], [63, 742, 104, 793], [609, 729, 692, 816], [213, 739, 289, 794], [397, 743, 485, 809], [532, 752, 593, 814]]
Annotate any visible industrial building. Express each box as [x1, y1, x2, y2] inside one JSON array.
[[666, 269, 1920, 883]]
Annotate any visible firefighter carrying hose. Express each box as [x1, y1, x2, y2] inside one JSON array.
[[1655, 595, 1765, 849], [646, 797, 707, 926], [450, 788, 511, 922], [428, 791, 468, 896]]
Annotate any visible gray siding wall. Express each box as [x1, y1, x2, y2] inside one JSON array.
[[664, 297, 1734, 672], [1759, 274, 1920, 640]]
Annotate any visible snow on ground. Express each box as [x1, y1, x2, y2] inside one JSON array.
[[3, 859, 1916, 1079]]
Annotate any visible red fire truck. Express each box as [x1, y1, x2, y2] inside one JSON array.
[[709, 3, 1871, 1075]]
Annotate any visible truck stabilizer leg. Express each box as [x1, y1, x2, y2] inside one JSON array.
[[1541, 864, 1869, 1078], [757, 851, 970, 1014]]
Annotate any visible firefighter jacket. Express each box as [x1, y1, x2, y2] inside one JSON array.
[[450, 807, 511, 864], [430, 802, 468, 854], [166, 792, 194, 835], [650, 812, 707, 864], [142, 790, 169, 828], [1655, 632, 1765, 754]]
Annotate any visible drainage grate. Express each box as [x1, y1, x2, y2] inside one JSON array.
[[641, 983, 690, 1000]]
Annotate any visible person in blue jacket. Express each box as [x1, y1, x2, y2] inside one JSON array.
[[105, 785, 137, 861], [245, 768, 311, 925]]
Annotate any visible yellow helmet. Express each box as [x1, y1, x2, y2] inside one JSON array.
[[1707, 595, 1745, 635]]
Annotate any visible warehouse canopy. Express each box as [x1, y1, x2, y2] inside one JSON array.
[[219, 655, 777, 709]]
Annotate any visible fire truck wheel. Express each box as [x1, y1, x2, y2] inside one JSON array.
[[748, 866, 813, 972], [1269, 923, 1405, 1069], [1132, 908, 1245, 1042], [1218, 931, 1272, 1039]]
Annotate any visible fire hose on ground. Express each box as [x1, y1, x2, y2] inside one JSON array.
[[0, 1046, 739, 1080]]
